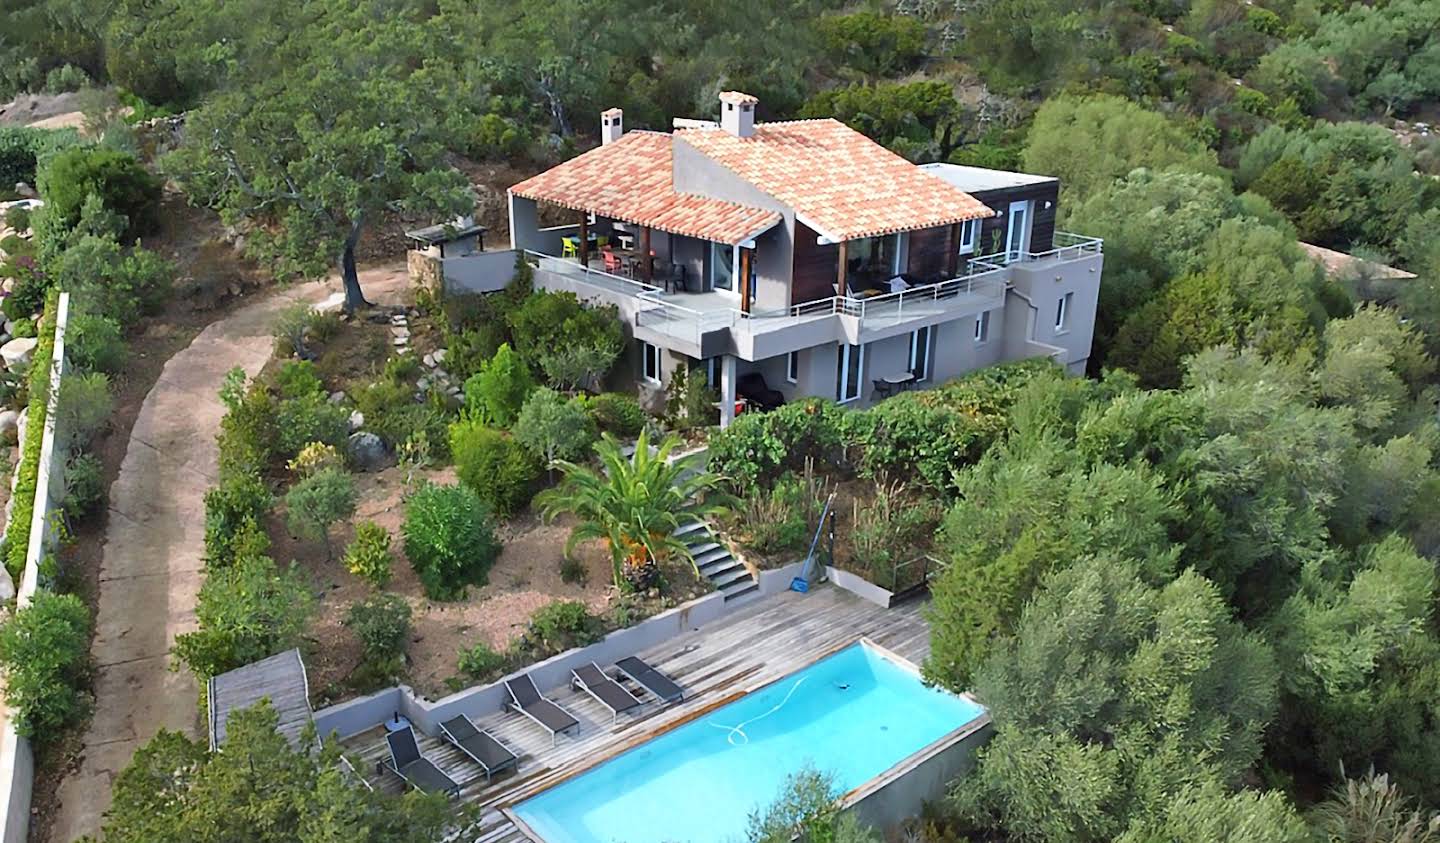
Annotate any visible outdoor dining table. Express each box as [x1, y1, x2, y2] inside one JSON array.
[[883, 372, 916, 390]]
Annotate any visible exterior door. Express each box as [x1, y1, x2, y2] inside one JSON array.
[[709, 241, 739, 298], [1005, 200, 1031, 262]]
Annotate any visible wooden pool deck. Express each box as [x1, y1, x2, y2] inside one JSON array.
[[339, 584, 932, 842]]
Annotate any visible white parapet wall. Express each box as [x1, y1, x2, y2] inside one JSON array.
[[0, 292, 71, 843]]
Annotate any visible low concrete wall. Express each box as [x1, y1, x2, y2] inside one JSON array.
[[439, 250, 518, 296], [825, 566, 895, 608], [845, 715, 993, 830], [0, 292, 70, 843]]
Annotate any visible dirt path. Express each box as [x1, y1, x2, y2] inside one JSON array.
[[49, 263, 410, 842]]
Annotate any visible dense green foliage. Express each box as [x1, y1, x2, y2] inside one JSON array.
[[5, 292, 58, 579], [0, 591, 92, 741], [87, 701, 456, 841], [463, 342, 533, 427], [344, 521, 394, 588], [515, 387, 596, 466], [345, 592, 411, 673], [283, 467, 357, 559], [448, 419, 540, 515], [401, 482, 501, 600]]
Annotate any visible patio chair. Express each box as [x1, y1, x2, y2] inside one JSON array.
[[438, 715, 519, 783], [602, 249, 628, 276], [614, 656, 684, 704], [504, 674, 580, 746], [737, 372, 785, 412], [561, 237, 579, 259], [571, 662, 643, 723], [872, 378, 897, 401], [383, 725, 460, 797]]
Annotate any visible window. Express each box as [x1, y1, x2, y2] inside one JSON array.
[[835, 343, 864, 403], [975, 310, 991, 344], [849, 234, 901, 277], [909, 326, 933, 382], [710, 241, 737, 294], [699, 356, 720, 389], [786, 351, 799, 384], [641, 340, 660, 384], [958, 219, 979, 255], [1055, 292, 1073, 332]]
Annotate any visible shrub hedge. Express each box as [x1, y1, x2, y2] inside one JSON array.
[[5, 290, 59, 579]]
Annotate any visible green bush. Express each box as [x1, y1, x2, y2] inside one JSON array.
[[0, 590, 91, 741], [527, 600, 602, 655], [11, 317, 36, 339], [515, 388, 595, 465], [463, 342, 533, 427], [275, 393, 349, 459], [0, 126, 81, 187], [66, 312, 127, 373], [343, 521, 394, 588], [506, 289, 623, 372], [738, 473, 813, 557], [5, 292, 57, 579], [275, 359, 324, 399], [62, 451, 106, 518], [344, 593, 411, 667], [56, 370, 113, 443], [217, 380, 278, 478], [42, 64, 91, 94], [449, 418, 540, 515], [36, 146, 162, 240], [582, 392, 646, 436], [708, 398, 846, 493], [283, 467, 356, 558], [203, 472, 273, 566], [173, 552, 313, 681], [52, 234, 172, 324], [443, 323, 508, 381], [458, 641, 508, 680], [402, 482, 502, 600], [4, 205, 31, 232], [1, 256, 50, 322]]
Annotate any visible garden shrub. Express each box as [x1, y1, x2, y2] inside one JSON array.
[[0, 126, 81, 187], [56, 370, 113, 443], [506, 289, 623, 373], [0, 256, 49, 321], [458, 641, 508, 680], [527, 600, 602, 655], [283, 467, 356, 558], [449, 418, 540, 515], [0, 590, 91, 741], [582, 392, 646, 436], [738, 473, 814, 558], [173, 552, 313, 681], [286, 441, 342, 477], [11, 318, 36, 339], [515, 388, 595, 465], [65, 311, 127, 373], [846, 394, 993, 493], [62, 451, 106, 518], [4, 205, 30, 233], [203, 472, 273, 566], [708, 398, 846, 493], [443, 323, 508, 381], [402, 482, 501, 600], [217, 381, 278, 478], [274, 392, 349, 459], [344, 521, 394, 588], [5, 291, 57, 579], [36, 146, 162, 239], [463, 342, 533, 427], [344, 593, 411, 668], [275, 359, 324, 399]]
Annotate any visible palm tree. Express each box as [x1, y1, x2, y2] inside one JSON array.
[[536, 430, 733, 592]]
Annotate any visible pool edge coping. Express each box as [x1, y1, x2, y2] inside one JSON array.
[[502, 636, 990, 842]]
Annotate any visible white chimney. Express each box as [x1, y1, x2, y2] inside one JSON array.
[[718, 91, 757, 138], [601, 108, 624, 145]]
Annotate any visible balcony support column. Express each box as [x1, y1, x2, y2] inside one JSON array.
[[641, 226, 653, 285], [719, 355, 737, 428], [947, 222, 961, 277], [836, 240, 848, 296], [578, 213, 589, 267]]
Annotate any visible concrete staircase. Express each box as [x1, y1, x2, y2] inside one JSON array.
[[675, 520, 757, 602]]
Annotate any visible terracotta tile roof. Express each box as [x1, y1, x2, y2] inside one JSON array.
[[508, 131, 780, 246], [676, 119, 994, 241], [719, 91, 759, 106]]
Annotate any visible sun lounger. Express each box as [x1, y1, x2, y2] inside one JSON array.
[[505, 674, 580, 746], [384, 726, 459, 797], [439, 714, 519, 782], [571, 662, 643, 722], [614, 656, 684, 704]]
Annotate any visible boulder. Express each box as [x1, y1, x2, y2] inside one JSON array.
[[0, 409, 18, 445], [0, 567, 13, 603], [1, 337, 38, 371], [327, 390, 347, 405], [314, 292, 346, 315], [431, 348, 447, 366], [346, 432, 394, 472], [13, 182, 36, 199], [422, 352, 436, 368], [348, 410, 365, 432]]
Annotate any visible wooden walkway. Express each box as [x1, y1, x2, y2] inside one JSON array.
[[340, 585, 932, 842]]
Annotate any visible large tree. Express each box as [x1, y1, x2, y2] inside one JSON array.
[[163, 2, 474, 312]]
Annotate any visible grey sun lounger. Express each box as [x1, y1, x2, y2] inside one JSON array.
[[614, 656, 684, 704], [439, 714, 519, 782], [505, 674, 580, 746], [571, 662, 643, 722], [384, 725, 460, 797]]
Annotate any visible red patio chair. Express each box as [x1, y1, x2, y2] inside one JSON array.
[[602, 249, 628, 276]]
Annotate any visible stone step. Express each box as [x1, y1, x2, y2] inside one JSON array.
[[721, 580, 760, 602]]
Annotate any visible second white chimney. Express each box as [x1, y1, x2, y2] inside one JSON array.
[[601, 108, 624, 145], [719, 91, 757, 138]]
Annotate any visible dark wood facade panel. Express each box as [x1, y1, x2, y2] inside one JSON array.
[[791, 220, 840, 306], [970, 181, 1059, 255], [906, 225, 951, 278]]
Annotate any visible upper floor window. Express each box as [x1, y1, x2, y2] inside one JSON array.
[[958, 219, 979, 256], [1055, 292, 1073, 333]]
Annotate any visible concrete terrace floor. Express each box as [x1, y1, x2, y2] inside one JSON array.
[[340, 585, 933, 843]]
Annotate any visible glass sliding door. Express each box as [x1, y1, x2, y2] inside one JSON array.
[[835, 343, 864, 404], [1005, 200, 1031, 262], [709, 241, 737, 297]]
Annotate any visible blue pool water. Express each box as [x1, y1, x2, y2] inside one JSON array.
[[513, 642, 985, 843]]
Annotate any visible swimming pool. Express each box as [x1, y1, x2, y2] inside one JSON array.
[[512, 641, 985, 843]]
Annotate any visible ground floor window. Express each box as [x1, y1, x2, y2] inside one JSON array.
[[786, 351, 799, 383], [1055, 292, 1073, 332], [909, 326, 933, 382], [975, 310, 991, 344], [641, 340, 660, 384], [836, 343, 864, 403]]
